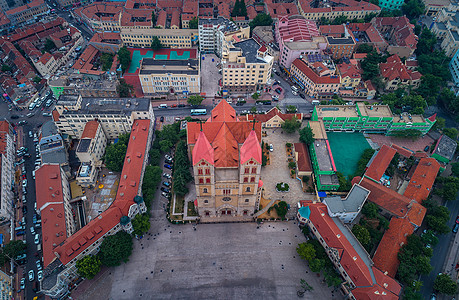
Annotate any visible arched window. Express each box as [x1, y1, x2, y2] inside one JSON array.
[[246, 187, 251, 192], [203, 188, 208, 193]]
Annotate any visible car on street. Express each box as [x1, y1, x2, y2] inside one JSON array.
[[453, 222, 459, 233], [36, 260, 42, 271], [43, 112, 52, 117], [34, 233, 40, 244], [28, 270, 34, 281], [37, 270, 43, 281], [160, 187, 170, 193], [292, 90, 298, 96], [22, 206, 27, 214], [22, 179, 27, 187], [17, 147, 27, 154], [16, 230, 25, 236], [269, 144, 274, 152], [164, 164, 172, 170], [163, 181, 171, 187], [178, 104, 185, 107], [161, 192, 169, 198], [160, 116, 164, 122], [30, 227, 35, 235], [20, 278, 25, 289], [300, 93, 306, 99], [28, 131, 33, 138], [165, 154, 173, 161], [18, 120, 27, 126], [275, 88, 282, 94], [15, 159, 25, 166], [163, 173, 171, 179]]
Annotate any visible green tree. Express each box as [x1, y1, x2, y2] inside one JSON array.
[[443, 127, 458, 140], [337, 172, 351, 192], [172, 140, 193, 197], [361, 50, 386, 81], [252, 93, 259, 100], [434, 274, 458, 295], [250, 106, 257, 113], [249, 13, 273, 30], [76, 255, 101, 279], [131, 213, 151, 236], [391, 129, 423, 139], [362, 202, 379, 219], [187, 95, 204, 106], [452, 162, 459, 177], [98, 231, 133, 267], [299, 127, 315, 145], [425, 204, 450, 234], [4, 240, 26, 260], [151, 36, 163, 50], [149, 148, 161, 166], [352, 224, 371, 247], [1, 64, 11, 72], [104, 133, 130, 172], [32, 76, 42, 84], [142, 165, 162, 208], [296, 242, 316, 261], [117, 46, 132, 74], [159, 139, 173, 153], [356, 43, 374, 53], [416, 28, 437, 56], [100, 53, 114, 71], [151, 11, 156, 26], [189, 17, 198, 29], [286, 105, 297, 113], [117, 79, 134, 97], [432, 117, 445, 131], [281, 117, 301, 133], [309, 258, 325, 273], [231, 0, 247, 17], [402, 0, 425, 20], [274, 201, 288, 218], [44, 39, 56, 53], [416, 74, 442, 103]]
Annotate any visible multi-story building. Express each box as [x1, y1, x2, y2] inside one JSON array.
[[41, 120, 152, 298], [378, 0, 404, 10], [322, 184, 370, 223], [320, 24, 356, 59], [380, 54, 422, 90], [76, 121, 107, 187], [138, 58, 200, 95], [221, 39, 274, 93], [274, 15, 323, 68], [307, 121, 339, 191], [48, 72, 118, 99], [198, 17, 249, 56], [424, 0, 451, 17], [372, 17, 418, 58], [290, 58, 341, 99], [187, 101, 263, 220], [53, 96, 154, 139], [337, 63, 361, 89], [120, 28, 198, 48], [39, 121, 70, 176], [252, 26, 280, 61], [0, 270, 13, 300], [311, 103, 437, 135], [74, 3, 125, 32], [450, 48, 459, 93], [346, 23, 388, 53], [0, 121, 14, 221], [298, 0, 380, 22], [432, 134, 458, 164], [297, 201, 402, 299], [5, 0, 47, 26], [244, 107, 303, 128]]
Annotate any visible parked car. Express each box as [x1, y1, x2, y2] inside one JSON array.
[[30, 227, 35, 235], [163, 173, 171, 179], [18, 120, 27, 126], [22, 206, 27, 214], [177, 104, 185, 108], [453, 222, 459, 233], [161, 192, 169, 198], [11, 115, 19, 119], [22, 179, 27, 187], [160, 187, 170, 193], [17, 147, 27, 154], [20, 278, 25, 289], [36, 260, 42, 271], [37, 270, 43, 281], [165, 155, 173, 161], [300, 93, 306, 99], [164, 164, 172, 170], [163, 181, 171, 187], [28, 270, 34, 281], [165, 158, 173, 164], [275, 87, 282, 94], [269, 144, 274, 152], [16, 231, 25, 236], [34, 233, 39, 244], [28, 131, 33, 138], [292, 90, 298, 96], [15, 159, 25, 166]]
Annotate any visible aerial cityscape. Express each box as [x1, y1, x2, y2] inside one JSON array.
[[0, 0, 458, 299]]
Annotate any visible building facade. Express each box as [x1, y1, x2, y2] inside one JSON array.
[[120, 28, 198, 48], [378, 0, 404, 10], [298, 0, 381, 22], [320, 24, 356, 59], [252, 25, 280, 61], [0, 121, 14, 221], [48, 73, 118, 99], [138, 58, 200, 95], [5, 0, 48, 26], [187, 101, 263, 220], [53, 96, 154, 139], [0, 270, 13, 300]]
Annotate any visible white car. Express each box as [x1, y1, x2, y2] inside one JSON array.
[[20, 278, 25, 289], [292, 90, 298, 96], [37, 270, 43, 281], [34, 233, 40, 245], [22, 179, 27, 187], [269, 144, 274, 152], [28, 270, 34, 282], [30, 227, 35, 235], [28, 131, 33, 138]]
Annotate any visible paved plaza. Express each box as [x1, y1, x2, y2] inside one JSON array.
[[200, 54, 221, 98]]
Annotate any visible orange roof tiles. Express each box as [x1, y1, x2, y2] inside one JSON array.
[[337, 63, 361, 79], [156, 10, 167, 27], [292, 58, 341, 85], [240, 130, 262, 165], [294, 143, 312, 173], [404, 158, 440, 203], [35, 164, 70, 267], [210, 100, 238, 122], [365, 145, 396, 182], [80, 120, 100, 139], [246, 107, 302, 124], [39, 53, 53, 65], [373, 16, 417, 50], [390, 144, 413, 158], [192, 131, 214, 165]]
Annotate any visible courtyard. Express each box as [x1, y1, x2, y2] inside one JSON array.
[[72, 222, 339, 300], [200, 53, 222, 98]]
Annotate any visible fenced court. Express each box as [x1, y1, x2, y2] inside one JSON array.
[[327, 132, 371, 177]]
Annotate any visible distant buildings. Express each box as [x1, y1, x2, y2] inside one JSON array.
[[0, 121, 14, 221], [187, 101, 263, 220], [4, 0, 47, 26], [378, 0, 404, 10], [221, 39, 274, 93], [138, 58, 200, 95], [252, 26, 280, 61], [449, 47, 459, 94], [0, 270, 13, 300], [39, 121, 70, 176], [53, 96, 154, 139], [372, 17, 418, 58], [275, 15, 323, 68], [298, 0, 380, 22]]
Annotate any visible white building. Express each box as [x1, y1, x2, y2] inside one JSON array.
[[322, 184, 370, 223], [0, 121, 14, 221]]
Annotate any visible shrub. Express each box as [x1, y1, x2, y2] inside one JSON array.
[[276, 182, 290, 192]]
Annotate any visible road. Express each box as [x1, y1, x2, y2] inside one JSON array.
[[421, 196, 459, 299], [2, 93, 55, 299]]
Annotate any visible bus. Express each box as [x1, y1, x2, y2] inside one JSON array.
[[191, 109, 207, 116]]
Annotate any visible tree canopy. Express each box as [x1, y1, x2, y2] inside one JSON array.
[[151, 36, 163, 50], [44, 39, 56, 53], [281, 117, 301, 134], [434, 273, 458, 295], [117, 79, 134, 98], [117, 46, 132, 74], [352, 224, 371, 247], [104, 133, 130, 172], [249, 13, 273, 29], [76, 255, 102, 279], [172, 140, 193, 196], [132, 213, 151, 236], [356, 43, 374, 53], [296, 242, 316, 261], [189, 17, 198, 29], [231, 0, 247, 17], [101, 53, 114, 71], [187, 95, 204, 106], [98, 231, 133, 267], [299, 127, 314, 145], [402, 0, 425, 20], [360, 50, 386, 81]]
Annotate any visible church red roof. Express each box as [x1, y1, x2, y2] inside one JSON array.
[[240, 130, 262, 165], [192, 131, 214, 165], [365, 145, 396, 182]]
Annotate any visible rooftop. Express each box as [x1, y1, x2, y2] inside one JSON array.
[[80, 120, 100, 139], [139, 58, 199, 75], [294, 143, 313, 173], [232, 39, 269, 64], [199, 16, 239, 33], [365, 145, 396, 182], [56, 95, 80, 106], [357, 103, 392, 117], [324, 184, 370, 214], [61, 98, 150, 115], [313, 139, 336, 172], [76, 139, 91, 153], [308, 121, 327, 140], [315, 105, 359, 118], [433, 134, 457, 161], [326, 36, 355, 45], [403, 157, 441, 203]]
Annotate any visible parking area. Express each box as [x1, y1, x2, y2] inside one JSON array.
[[260, 129, 315, 218], [200, 54, 221, 98]]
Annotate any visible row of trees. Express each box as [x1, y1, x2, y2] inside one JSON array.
[[172, 140, 193, 197], [104, 133, 130, 172]]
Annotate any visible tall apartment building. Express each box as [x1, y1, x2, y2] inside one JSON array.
[[290, 58, 341, 99], [187, 101, 263, 220], [76, 121, 107, 187], [275, 15, 323, 68], [0, 121, 14, 221], [41, 120, 152, 298], [298, 0, 380, 22], [311, 103, 437, 135], [120, 28, 198, 48], [138, 58, 200, 95], [53, 96, 154, 139], [450, 48, 459, 94], [198, 17, 249, 56], [221, 39, 274, 93]]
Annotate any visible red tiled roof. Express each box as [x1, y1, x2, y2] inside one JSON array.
[[53, 120, 151, 266], [292, 58, 341, 85], [210, 100, 238, 122], [276, 15, 319, 42], [80, 120, 100, 139], [319, 24, 345, 37], [428, 113, 436, 122], [337, 63, 361, 79], [52, 110, 60, 122], [6, 0, 45, 16], [39, 53, 53, 65], [403, 158, 440, 203], [390, 144, 413, 158], [354, 53, 368, 60], [373, 16, 417, 50], [156, 10, 167, 27], [247, 107, 302, 123], [240, 130, 262, 165], [380, 55, 414, 81], [294, 143, 312, 173], [365, 145, 396, 182], [266, 2, 298, 18], [303, 201, 401, 298], [35, 164, 69, 267], [192, 131, 214, 165]]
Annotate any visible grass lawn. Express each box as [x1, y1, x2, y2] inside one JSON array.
[[187, 201, 198, 217], [174, 195, 184, 214]]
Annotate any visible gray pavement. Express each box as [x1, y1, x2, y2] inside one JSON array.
[[200, 54, 221, 98]]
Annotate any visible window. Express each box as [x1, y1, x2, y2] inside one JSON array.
[[244, 167, 249, 174], [205, 168, 210, 175], [204, 200, 208, 203], [199, 178, 204, 184], [250, 177, 255, 183], [245, 199, 249, 202], [198, 168, 203, 175], [203, 188, 208, 193], [246, 187, 251, 192], [251, 167, 256, 174], [243, 177, 248, 183], [223, 189, 230, 195], [206, 178, 210, 184], [222, 197, 231, 202]]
